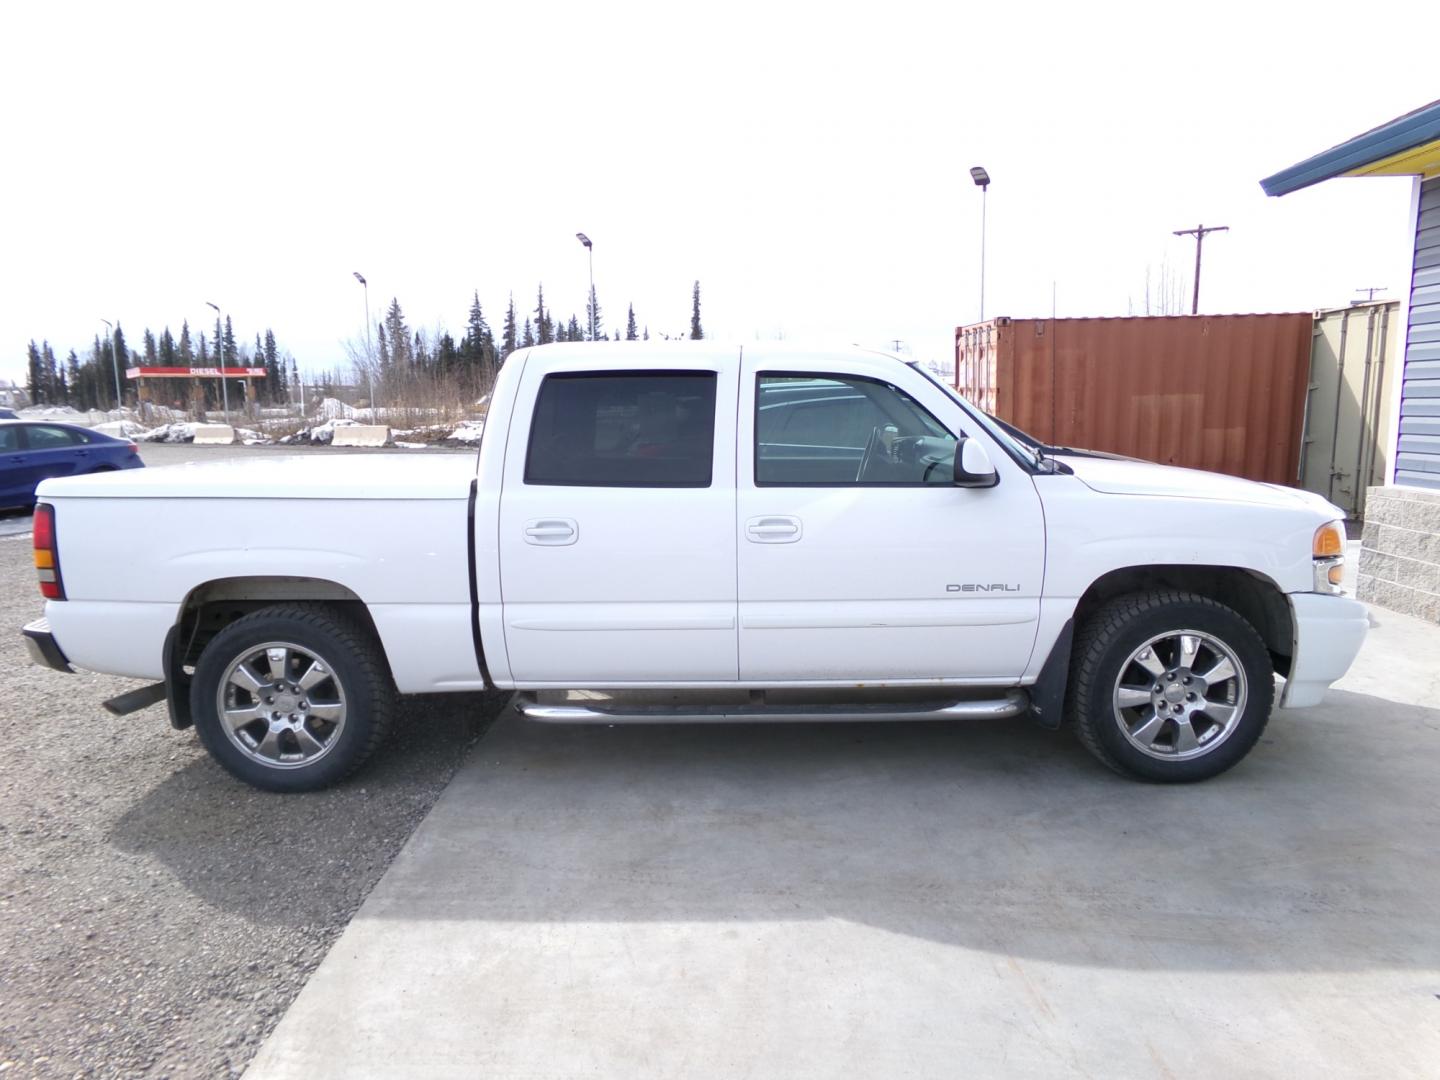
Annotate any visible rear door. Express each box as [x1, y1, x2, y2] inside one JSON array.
[[22, 424, 90, 486], [0, 425, 28, 506], [498, 350, 740, 685]]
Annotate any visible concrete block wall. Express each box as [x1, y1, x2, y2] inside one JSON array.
[[1359, 486, 1440, 622]]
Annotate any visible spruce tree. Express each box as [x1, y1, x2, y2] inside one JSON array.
[[143, 329, 158, 364], [568, 315, 582, 341], [376, 324, 391, 372], [26, 341, 43, 403], [66, 351, 80, 406], [461, 292, 493, 378], [626, 304, 638, 341], [436, 332, 458, 378], [264, 330, 281, 398], [586, 285, 603, 341], [501, 294, 518, 359], [42, 342, 59, 402], [522, 318, 535, 348], [690, 281, 703, 340], [383, 298, 412, 369], [179, 321, 194, 364], [158, 328, 177, 366], [534, 285, 553, 345]]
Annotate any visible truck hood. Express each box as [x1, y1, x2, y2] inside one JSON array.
[[1055, 454, 1342, 515], [37, 453, 479, 500]]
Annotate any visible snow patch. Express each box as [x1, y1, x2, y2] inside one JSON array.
[[136, 422, 201, 443], [448, 420, 485, 443]]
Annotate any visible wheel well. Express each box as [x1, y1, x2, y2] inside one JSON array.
[[171, 577, 378, 670], [1072, 565, 1294, 676]]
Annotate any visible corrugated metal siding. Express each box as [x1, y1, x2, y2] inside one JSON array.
[[1396, 175, 1440, 490], [954, 314, 1314, 486]]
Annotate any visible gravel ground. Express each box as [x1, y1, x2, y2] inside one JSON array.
[[0, 443, 508, 1078]]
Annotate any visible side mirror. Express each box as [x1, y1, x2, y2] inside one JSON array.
[[953, 436, 999, 488]]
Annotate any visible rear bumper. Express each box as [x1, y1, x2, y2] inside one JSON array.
[[1280, 593, 1368, 708], [21, 618, 74, 674]]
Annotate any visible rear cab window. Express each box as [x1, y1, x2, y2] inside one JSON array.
[[525, 371, 717, 487]]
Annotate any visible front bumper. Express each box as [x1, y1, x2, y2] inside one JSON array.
[[1280, 593, 1368, 708], [21, 618, 74, 674]]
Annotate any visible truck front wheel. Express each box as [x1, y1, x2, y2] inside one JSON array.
[[1068, 591, 1274, 782], [189, 604, 395, 792]]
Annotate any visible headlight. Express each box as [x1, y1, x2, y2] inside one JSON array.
[[1312, 521, 1345, 593]]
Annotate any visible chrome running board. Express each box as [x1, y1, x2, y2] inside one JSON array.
[[513, 689, 1029, 724]]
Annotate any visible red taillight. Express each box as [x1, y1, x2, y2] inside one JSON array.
[[33, 504, 65, 600], [126, 441, 138, 453]]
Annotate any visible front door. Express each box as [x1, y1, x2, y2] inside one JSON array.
[[499, 353, 740, 685], [736, 354, 1045, 683]]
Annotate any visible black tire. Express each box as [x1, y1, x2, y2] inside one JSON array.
[[190, 604, 395, 792], [1067, 591, 1273, 782]]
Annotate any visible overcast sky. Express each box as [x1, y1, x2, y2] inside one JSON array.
[[2, 0, 1435, 389]]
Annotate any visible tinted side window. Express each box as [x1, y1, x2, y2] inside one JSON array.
[[526, 371, 717, 487], [756, 374, 957, 486], [25, 425, 81, 449], [0, 426, 17, 451]]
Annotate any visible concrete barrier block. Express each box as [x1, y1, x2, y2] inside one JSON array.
[[192, 424, 236, 445], [332, 425, 390, 448]]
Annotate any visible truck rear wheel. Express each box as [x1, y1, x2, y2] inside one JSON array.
[[1068, 591, 1273, 782], [189, 604, 395, 792]]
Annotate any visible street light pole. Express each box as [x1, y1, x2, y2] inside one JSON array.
[[205, 301, 230, 422], [99, 318, 123, 414], [353, 272, 376, 414], [576, 233, 594, 340], [969, 167, 990, 322]]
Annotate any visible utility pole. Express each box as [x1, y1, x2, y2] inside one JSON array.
[[1354, 286, 1388, 303], [1172, 224, 1229, 315]]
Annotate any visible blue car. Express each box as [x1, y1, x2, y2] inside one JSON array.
[[0, 420, 145, 510]]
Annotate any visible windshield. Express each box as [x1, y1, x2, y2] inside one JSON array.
[[907, 363, 1045, 470]]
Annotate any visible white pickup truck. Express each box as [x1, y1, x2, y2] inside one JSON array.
[[22, 343, 1368, 791]]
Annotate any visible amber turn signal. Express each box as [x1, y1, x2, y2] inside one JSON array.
[[1312, 522, 1345, 559]]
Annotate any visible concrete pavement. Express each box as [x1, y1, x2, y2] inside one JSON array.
[[245, 603, 1440, 1079]]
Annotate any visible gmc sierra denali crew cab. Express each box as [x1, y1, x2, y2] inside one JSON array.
[[21, 343, 1368, 791]]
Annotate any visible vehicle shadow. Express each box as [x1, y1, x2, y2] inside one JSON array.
[[112, 687, 1440, 973], [107, 690, 511, 926]]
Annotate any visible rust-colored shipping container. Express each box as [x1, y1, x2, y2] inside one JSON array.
[[954, 314, 1314, 486]]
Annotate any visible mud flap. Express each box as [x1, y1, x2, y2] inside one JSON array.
[[1027, 618, 1074, 730]]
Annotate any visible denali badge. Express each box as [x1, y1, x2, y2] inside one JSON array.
[[947, 583, 1021, 592]]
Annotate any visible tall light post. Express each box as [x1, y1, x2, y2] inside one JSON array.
[[353, 272, 377, 413], [205, 301, 231, 422], [970, 166, 990, 322], [576, 233, 595, 341], [99, 318, 123, 413]]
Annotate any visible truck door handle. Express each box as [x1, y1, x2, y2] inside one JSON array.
[[746, 516, 802, 543], [524, 518, 578, 546]]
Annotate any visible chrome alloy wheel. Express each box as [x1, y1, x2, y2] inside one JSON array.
[[1112, 629, 1248, 761], [215, 640, 347, 769]]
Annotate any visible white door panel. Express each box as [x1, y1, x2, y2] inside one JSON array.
[[499, 354, 740, 684], [736, 356, 1045, 682]]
